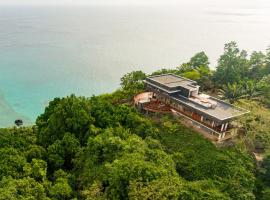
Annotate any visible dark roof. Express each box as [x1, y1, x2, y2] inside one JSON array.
[[171, 95, 248, 122], [145, 74, 199, 91], [145, 74, 249, 122]]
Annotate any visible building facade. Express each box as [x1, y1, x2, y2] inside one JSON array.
[[136, 74, 249, 141]]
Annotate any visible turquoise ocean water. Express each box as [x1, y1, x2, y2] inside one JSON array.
[[0, 3, 270, 127]]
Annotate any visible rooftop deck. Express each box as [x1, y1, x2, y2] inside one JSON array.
[[145, 74, 249, 122], [173, 95, 248, 122], [134, 92, 171, 113], [146, 74, 199, 91], [134, 92, 238, 142]]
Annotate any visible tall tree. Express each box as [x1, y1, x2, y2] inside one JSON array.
[[264, 47, 270, 75], [257, 75, 270, 107], [120, 71, 146, 96], [189, 51, 210, 69], [36, 95, 94, 147], [249, 51, 266, 80], [213, 42, 249, 85]]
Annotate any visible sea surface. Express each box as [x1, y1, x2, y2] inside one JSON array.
[[1, 2, 270, 127]]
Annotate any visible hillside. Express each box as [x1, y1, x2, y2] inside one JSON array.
[[0, 94, 258, 200], [0, 42, 270, 199]]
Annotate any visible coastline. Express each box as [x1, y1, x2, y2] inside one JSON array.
[[0, 91, 31, 127]]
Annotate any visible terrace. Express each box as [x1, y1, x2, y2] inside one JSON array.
[[135, 74, 249, 141], [144, 74, 249, 122], [134, 92, 237, 141]]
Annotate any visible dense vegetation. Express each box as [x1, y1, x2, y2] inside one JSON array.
[[0, 42, 270, 199]]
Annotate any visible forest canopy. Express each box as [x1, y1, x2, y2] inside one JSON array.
[[0, 42, 270, 199]]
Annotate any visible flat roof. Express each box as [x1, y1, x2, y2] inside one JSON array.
[[173, 95, 248, 122], [146, 74, 199, 91], [145, 74, 249, 121]]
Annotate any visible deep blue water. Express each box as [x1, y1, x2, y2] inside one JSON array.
[[0, 4, 270, 127]]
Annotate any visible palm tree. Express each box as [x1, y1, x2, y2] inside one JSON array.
[[220, 83, 245, 103], [244, 80, 257, 99]]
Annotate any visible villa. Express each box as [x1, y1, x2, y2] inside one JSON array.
[[134, 74, 249, 141]]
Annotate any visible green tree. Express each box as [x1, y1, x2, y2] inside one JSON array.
[[220, 82, 245, 103], [81, 181, 106, 200], [261, 154, 270, 186], [177, 63, 193, 73], [179, 180, 231, 200], [89, 97, 156, 138], [213, 42, 249, 85], [25, 144, 46, 162], [181, 70, 201, 80], [120, 71, 146, 89], [120, 71, 146, 98], [75, 126, 178, 199], [36, 95, 94, 147], [0, 177, 50, 200], [49, 170, 73, 199], [26, 159, 47, 182], [159, 120, 255, 199], [105, 151, 177, 199], [189, 51, 210, 69], [0, 127, 37, 151], [237, 100, 270, 151], [128, 176, 183, 200], [197, 66, 214, 91], [244, 80, 260, 99], [257, 75, 270, 106], [0, 147, 28, 179], [265, 47, 270, 75], [151, 68, 179, 76], [249, 51, 266, 80], [261, 188, 270, 200], [47, 132, 80, 171]]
